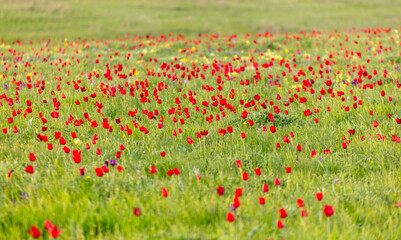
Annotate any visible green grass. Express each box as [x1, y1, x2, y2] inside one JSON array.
[[1, 0, 401, 41], [1, 29, 401, 239]]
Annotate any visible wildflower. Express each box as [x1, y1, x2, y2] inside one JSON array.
[[263, 183, 269, 192], [25, 165, 34, 174], [323, 205, 334, 217], [162, 187, 169, 197], [95, 168, 103, 177], [29, 153, 36, 161], [133, 207, 141, 216], [277, 220, 284, 229], [217, 186, 225, 196], [278, 208, 287, 218], [297, 198, 304, 208], [7, 170, 13, 179], [226, 212, 235, 222], [27, 226, 41, 238], [235, 188, 242, 197], [45, 220, 61, 238]]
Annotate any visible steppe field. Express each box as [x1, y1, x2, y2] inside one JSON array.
[[1, 0, 401, 239]]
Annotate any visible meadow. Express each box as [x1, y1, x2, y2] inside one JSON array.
[[1, 0, 401, 239]]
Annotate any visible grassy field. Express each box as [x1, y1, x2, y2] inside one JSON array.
[[1, 0, 401, 41], [1, 0, 401, 239]]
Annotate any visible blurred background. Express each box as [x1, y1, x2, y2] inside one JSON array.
[[1, 0, 401, 41]]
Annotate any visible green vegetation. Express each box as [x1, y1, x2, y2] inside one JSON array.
[[1, 0, 401, 239], [1, 0, 401, 41]]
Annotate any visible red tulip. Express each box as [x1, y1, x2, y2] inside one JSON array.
[[278, 208, 287, 218], [323, 205, 334, 217], [274, 178, 281, 185], [45, 220, 53, 231], [297, 198, 304, 208], [263, 183, 269, 192], [270, 126, 276, 133], [7, 170, 13, 179], [150, 165, 157, 174], [173, 168, 180, 175], [101, 165, 109, 173], [49, 225, 61, 238], [372, 120, 379, 127], [29, 153, 36, 161], [242, 172, 249, 180], [95, 168, 103, 177], [45, 220, 61, 238], [133, 207, 141, 216], [186, 137, 194, 144], [160, 151, 166, 157], [254, 168, 261, 175], [259, 197, 266, 205], [162, 187, 169, 197], [277, 220, 284, 229], [217, 186, 225, 196], [285, 167, 292, 173], [25, 165, 34, 174], [236, 160, 242, 168], [59, 137, 66, 145], [316, 192, 323, 201], [235, 188, 242, 197], [227, 212, 235, 222], [27, 226, 41, 238]]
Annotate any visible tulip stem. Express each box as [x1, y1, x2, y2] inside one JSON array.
[[326, 218, 330, 237]]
